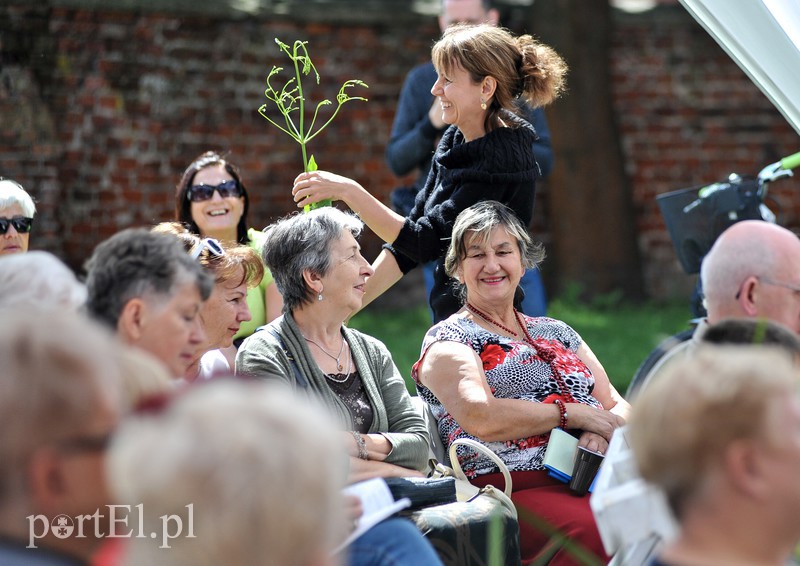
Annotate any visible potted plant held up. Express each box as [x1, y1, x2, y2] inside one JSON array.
[[258, 38, 368, 211]]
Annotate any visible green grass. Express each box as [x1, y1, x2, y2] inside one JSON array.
[[349, 303, 432, 392], [349, 291, 690, 397], [547, 293, 689, 394]]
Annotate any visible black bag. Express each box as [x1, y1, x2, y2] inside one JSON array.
[[384, 477, 457, 510]]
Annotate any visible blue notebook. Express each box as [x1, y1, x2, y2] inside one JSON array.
[[542, 428, 599, 492]]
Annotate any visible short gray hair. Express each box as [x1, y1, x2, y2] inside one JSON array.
[[84, 228, 213, 329], [0, 251, 86, 311], [0, 178, 36, 217], [444, 200, 544, 304], [262, 207, 364, 313]]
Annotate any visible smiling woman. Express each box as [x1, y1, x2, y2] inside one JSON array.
[[152, 222, 265, 381], [236, 207, 431, 484], [413, 201, 630, 564], [175, 151, 283, 341], [290, 23, 567, 324]]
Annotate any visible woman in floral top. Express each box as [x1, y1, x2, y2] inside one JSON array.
[[413, 201, 630, 565]]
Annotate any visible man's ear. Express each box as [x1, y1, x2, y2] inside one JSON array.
[[117, 298, 146, 343], [27, 449, 68, 515], [724, 439, 769, 500], [736, 276, 760, 317], [486, 8, 500, 26]]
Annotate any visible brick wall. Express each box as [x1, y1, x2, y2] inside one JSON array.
[[1, 3, 798, 301], [611, 7, 800, 300]]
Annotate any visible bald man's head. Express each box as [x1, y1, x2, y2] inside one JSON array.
[[701, 220, 800, 333]]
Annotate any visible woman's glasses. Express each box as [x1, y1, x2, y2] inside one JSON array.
[[190, 237, 225, 260], [186, 179, 242, 202], [0, 216, 33, 234]]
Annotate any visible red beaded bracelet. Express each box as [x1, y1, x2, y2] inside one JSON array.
[[554, 399, 568, 429]]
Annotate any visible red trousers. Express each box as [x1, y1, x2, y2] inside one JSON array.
[[472, 470, 609, 566]]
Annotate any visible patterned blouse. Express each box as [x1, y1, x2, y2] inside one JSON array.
[[412, 314, 604, 478]]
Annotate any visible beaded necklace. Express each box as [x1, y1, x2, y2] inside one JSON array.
[[465, 303, 576, 403]]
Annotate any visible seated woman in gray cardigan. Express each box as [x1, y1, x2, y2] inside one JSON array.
[[236, 207, 430, 482]]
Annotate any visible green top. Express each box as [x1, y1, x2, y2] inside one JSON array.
[[234, 228, 274, 340], [235, 312, 431, 472]]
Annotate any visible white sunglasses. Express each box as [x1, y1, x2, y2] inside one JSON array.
[[190, 237, 225, 261]]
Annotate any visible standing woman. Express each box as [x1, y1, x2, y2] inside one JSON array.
[[176, 151, 282, 341], [292, 23, 567, 323]]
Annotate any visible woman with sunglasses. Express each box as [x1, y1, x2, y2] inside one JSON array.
[[0, 178, 35, 256], [176, 151, 282, 343], [153, 222, 264, 381]]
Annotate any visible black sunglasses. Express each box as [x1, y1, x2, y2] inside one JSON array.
[[186, 179, 242, 202], [0, 216, 33, 235]]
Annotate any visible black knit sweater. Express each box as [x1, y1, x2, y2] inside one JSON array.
[[388, 111, 539, 322]]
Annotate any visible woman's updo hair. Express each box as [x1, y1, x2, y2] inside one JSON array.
[[432, 23, 567, 132]]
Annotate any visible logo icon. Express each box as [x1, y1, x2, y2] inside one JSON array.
[[51, 515, 74, 539]]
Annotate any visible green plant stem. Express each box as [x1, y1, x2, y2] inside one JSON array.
[[290, 43, 310, 172]]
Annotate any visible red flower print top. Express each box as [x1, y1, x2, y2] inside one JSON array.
[[412, 314, 604, 478]]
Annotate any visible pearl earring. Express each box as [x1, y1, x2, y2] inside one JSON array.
[[318, 292, 324, 301], [480, 99, 487, 110]]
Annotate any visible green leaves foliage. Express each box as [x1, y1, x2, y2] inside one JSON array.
[[258, 38, 368, 210]]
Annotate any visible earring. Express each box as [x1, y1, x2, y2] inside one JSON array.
[[480, 99, 487, 110], [318, 285, 324, 301]]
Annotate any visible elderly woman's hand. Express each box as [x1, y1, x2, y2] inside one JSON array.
[[347, 457, 425, 485], [292, 170, 363, 208], [567, 404, 625, 442], [578, 431, 609, 455]]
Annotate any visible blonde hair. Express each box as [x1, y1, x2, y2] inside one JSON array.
[[109, 380, 344, 566], [116, 346, 174, 408], [0, 310, 123, 502], [629, 345, 799, 519]]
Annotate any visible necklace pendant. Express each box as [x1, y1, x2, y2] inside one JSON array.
[[338, 363, 344, 371]]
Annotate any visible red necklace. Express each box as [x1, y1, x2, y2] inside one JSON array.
[[465, 302, 576, 404], [465, 303, 519, 337]]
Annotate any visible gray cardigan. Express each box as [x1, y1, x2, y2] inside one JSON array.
[[235, 313, 430, 472]]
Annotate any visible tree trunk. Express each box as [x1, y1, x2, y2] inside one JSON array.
[[530, 0, 645, 300]]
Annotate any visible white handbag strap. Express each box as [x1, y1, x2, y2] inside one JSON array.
[[448, 438, 513, 497]]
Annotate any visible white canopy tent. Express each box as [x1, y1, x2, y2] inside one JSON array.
[[679, 0, 800, 136]]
